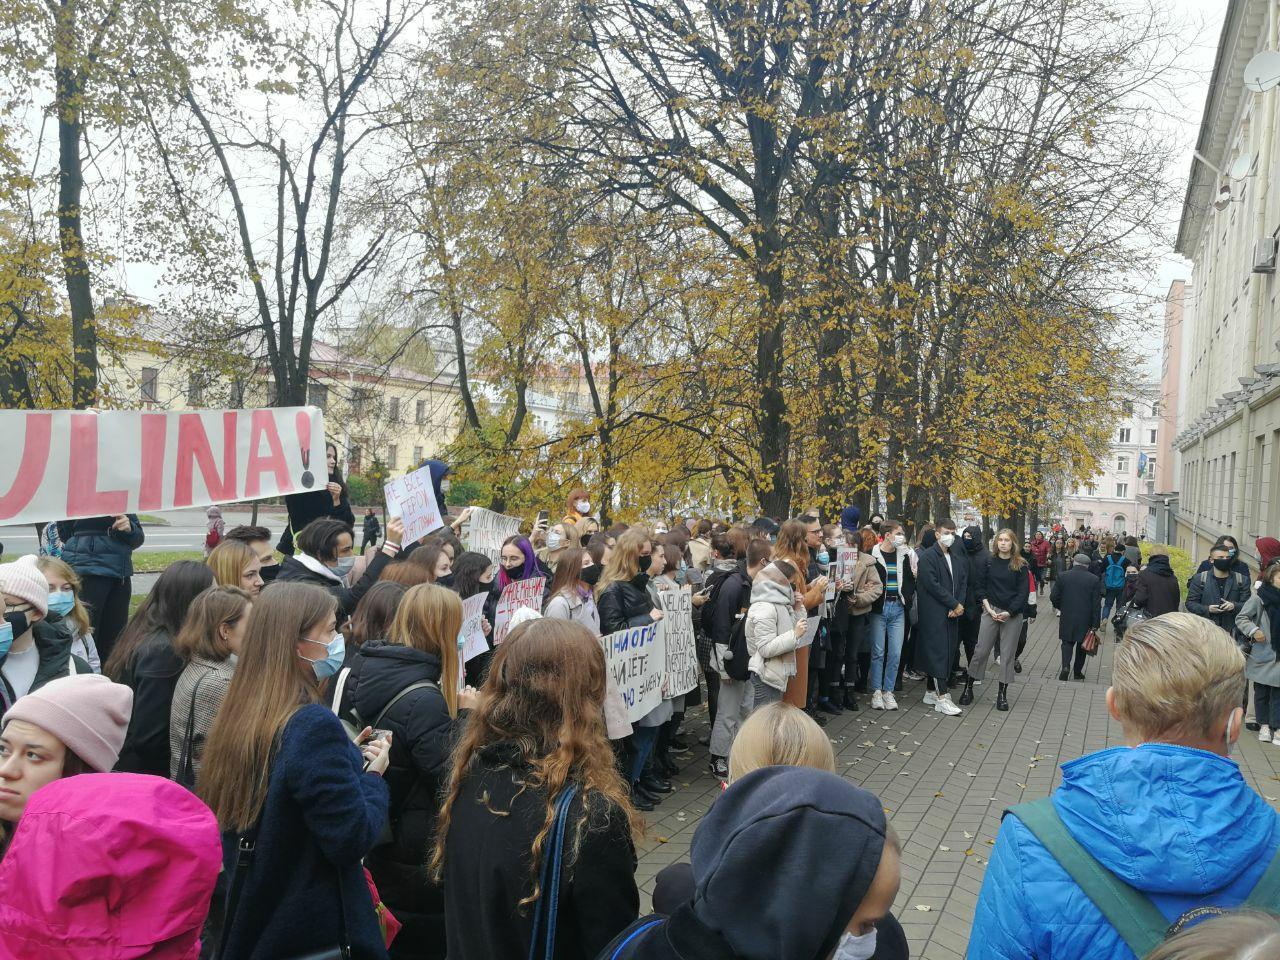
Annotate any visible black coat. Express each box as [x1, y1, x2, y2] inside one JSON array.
[[279, 476, 356, 555], [1050, 566, 1101, 645], [442, 742, 638, 960], [1186, 568, 1252, 633], [913, 544, 967, 680], [598, 574, 654, 635], [115, 629, 183, 776], [350, 642, 461, 960], [1131, 555, 1180, 616], [275, 550, 391, 620]]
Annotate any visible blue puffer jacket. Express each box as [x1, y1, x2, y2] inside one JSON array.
[[969, 744, 1280, 960], [58, 515, 145, 579]]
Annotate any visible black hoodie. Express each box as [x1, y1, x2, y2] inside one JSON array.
[[602, 766, 907, 960], [959, 525, 989, 617], [1132, 554, 1181, 617]]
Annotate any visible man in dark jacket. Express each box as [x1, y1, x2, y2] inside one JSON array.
[[276, 517, 402, 620], [914, 519, 967, 716], [602, 766, 908, 960], [1050, 554, 1101, 681], [955, 525, 988, 681], [57, 514, 144, 664], [360, 508, 381, 552], [1131, 548, 1181, 616], [1187, 543, 1252, 634]]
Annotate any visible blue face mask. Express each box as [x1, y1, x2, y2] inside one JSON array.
[[331, 556, 356, 578], [300, 633, 345, 680], [0, 620, 11, 659], [832, 929, 877, 960], [47, 591, 75, 618], [817, 549, 830, 565]]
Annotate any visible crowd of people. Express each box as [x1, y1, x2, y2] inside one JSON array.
[[3, 453, 1280, 959]]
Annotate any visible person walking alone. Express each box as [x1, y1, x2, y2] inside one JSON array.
[[961, 530, 1031, 712], [1051, 554, 1101, 682]]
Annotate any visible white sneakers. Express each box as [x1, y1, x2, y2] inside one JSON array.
[[883, 692, 898, 711], [934, 695, 963, 716], [1272, 731, 1280, 747], [923, 689, 938, 706], [1261, 725, 1273, 743], [871, 690, 885, 710]]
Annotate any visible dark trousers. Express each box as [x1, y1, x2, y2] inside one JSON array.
[[898, 614, 916, 685], [1034, 565, 1046, 592], [955, 615, 980, 673], [1016, 618, 1030, 658], [1255, 684, 1280, 729], [1061, 641, 1087, 675], [703, 667, 720, 728], [78, 573, 131, 666]]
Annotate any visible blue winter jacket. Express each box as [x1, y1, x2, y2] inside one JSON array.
[[969, 744, 1280, 960], [58, 515, 144, 579]]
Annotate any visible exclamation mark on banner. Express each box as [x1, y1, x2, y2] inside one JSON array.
[[297, 410, 315, 488]]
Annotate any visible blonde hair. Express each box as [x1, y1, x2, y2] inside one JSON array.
[[35, 556, 91, 638], [207, 540, 258, 589], [1145, 911, 1280, 960], [1112, 613, 1245, 743], [728, 702, 836, 782], [389, 584, 462, 717], [993, 528, 1026, 572]]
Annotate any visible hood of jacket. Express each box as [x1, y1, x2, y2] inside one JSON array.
[[749, 576, 793, 608], [1144, 554, 1174, 577], [961, 525, 985, 555], [839, 505, 861, 532], [0, 773, 221, 960], [422, 458, 451, 514], [350, 640, 442, 722], [277, 554, 341, 584], [689, 767, 886, 960], [1054, 744, 1278, 894]]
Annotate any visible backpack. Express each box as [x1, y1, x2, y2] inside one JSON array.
[[1104, 555, 1126, 590], [697, 568, 735, 636], [1196, 570, 1249, 603], [205, 528, 222, 551], [1008, 797, 1280, 956], [725, 608, 750, 682]]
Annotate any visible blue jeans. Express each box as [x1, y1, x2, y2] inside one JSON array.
[[629, 726, 659, 784], [869, 600, 905, 693], [1101, 587, 1123, 620]]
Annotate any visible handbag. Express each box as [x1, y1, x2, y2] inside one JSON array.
[[176, 669, 216, 789], [1081, 629, 1100, 656], [527, 783, 580, 960]]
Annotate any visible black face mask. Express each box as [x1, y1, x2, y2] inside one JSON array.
[[435, 572, 456, 590], [259, 563, 282, 584], [581, 564, 603, 587], [964, 538, 980, 554], [3, 610, 29, 638], [1213, 557, 1234, 572], [580, 534, 592, 547], [637, 553, 652, 573]]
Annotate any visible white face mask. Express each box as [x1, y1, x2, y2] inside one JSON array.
[[893, 534, 906, 547], [576, 500, 591, 513], [546, 531, 564, 551], [939, 533, 955, 548], [832, 929, 877, 960]]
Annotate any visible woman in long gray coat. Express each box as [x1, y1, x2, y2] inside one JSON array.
[[1237, 562, 1280, 744]]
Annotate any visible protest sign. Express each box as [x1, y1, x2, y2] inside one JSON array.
[[658, 585, 699, 699], [833, 547, 858, 583], [493, 576, 545, 643], [0, 407, 327, 526], [458, 592, 489, 663], [384, 464, 445, 543], [467, 507, 522, 563], [600, 623, 666, 723]]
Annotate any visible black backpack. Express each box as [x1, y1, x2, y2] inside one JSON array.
[[726, 602, 751, 682], [697, 568, 736, 636]]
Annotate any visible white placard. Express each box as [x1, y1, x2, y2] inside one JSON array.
[[600, 623, 666, 723], [658, 585, 699, 699], [459, 592, 489, 663], [467, 507, 522, 563], [493, 576, 545, 643], [384, 464, 445, 544]]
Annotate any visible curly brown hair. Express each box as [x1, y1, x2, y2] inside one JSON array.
[[429, 618, 641, 906]]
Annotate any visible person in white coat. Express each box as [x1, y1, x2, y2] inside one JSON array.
[[746, 561, 807, 711]]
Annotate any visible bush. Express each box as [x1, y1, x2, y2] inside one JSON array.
[[345, 474, 379, 508], [1140, 541, 1194, 586]]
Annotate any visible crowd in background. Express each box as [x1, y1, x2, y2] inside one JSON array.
[[2, 452, 1280, 959]]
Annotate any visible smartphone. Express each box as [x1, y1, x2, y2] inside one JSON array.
[[536, 510, 549, 527]]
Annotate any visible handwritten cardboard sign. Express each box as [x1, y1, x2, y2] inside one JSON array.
[[459, 592, 489, 663], [600, 623, 666, 723], [493, 576, 545, 644], [384, 464, 445, 544], [467, 507, 522, 563], [658, 585, 699, 699]]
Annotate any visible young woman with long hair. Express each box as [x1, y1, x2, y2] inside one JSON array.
[[449, 551, 497, 687], [563, 488, 593, 526], [405, 541, 454, 586], [330, 580, 409, 721], [280, 440, 356, 557], [544, 547, 599, 633], [199, 582, 392, 960], [36, 556, 101, 672], [169, 585, 251, 785], [105, 560, 215, 776], [961, 528, 1030, 712], [206, 539, 265, 597], [350, 584, 477, 959], [772, 519, 829, 710], [433, 618, 640, 960]]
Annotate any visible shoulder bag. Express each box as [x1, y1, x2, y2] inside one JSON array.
[[176, 669, 217, 789], [527, 783, 580, 960]]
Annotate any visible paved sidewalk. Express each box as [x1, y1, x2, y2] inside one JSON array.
[[634, 612, 1280, 960]]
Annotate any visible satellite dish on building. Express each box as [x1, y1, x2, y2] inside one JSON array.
[[1230, 153, 1253, 180], [1244, 51, 1280, 92]]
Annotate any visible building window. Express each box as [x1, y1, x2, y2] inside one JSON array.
[[187, 372, 203, 406], [1118, 428, 1132, 443], [1086, 484, 1096, 497], [1148, 429, 1157, 444], [387, 445, 397, 470], [310, 384, 328, 411], [389, 397, 400, 422], [415, 399, 426, 425], [413, 445, 423, 464], [1116, 482, 1128, 499], [1116, 456, 1129, 473], [1151, 402, 1160, 417], [352, 389, 373, 418], [1145, 479, 1155, 495], [140, 367, 159, 403]]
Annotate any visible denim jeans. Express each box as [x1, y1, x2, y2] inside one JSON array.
[[869, 600, 905, 693], [1101, 587, 1124, 620], [628, 725, 659, 784]]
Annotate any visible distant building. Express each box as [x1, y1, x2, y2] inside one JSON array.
[[1138, 281, 1188, 542]]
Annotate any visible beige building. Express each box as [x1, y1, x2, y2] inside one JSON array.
[[1174, 0, 1280, 566]]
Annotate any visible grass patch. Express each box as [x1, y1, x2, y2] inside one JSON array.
[[133, 550, 205, 574], [129, 594, 146, 616], [136, 514, 172, 526]]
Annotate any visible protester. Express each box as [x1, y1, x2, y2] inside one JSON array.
[[1099, 540, 1134, 627], [1050, 553, 1101, 682], [746, 560, 807, 712], [1187, 543, 1251, 634], [405, 541, 455, 586], [497, 534, 547, 591], [0, 673, 132, 858], [279, 441, 355, 556], [0, 773, 221, 960], [727, 701, 835, 782], [955, 525, 989, 681], [57, 513, 145, 664], [35, 556, 101, 672], [1132, 545, 1181, 616], [363, 508, 382, 552], [206, 539, 265, 597], [1145, 911, 1280, 960], [915, 519, 967, 715], [1195, 535, 1252, 578], [433, 618, 640, 960], [970, 614, 1280, 960], [869, 522, 913, 712], [1258, 536, 1280, 576], [962, 529, 1031, 712], [277, 515, 404, 620], [773, 518, 828, 712], [1237, 563, 1280, 745], [0, 557, 92, 709], [204, 505, 226, 555], [1123, 535, 1142, 568], [169, 585, 251, 785], [330, 580, 409, 719], [224, 524, 279, 582], [200, 582, 392, 960], [601, 766, 904, 960], [350, 584, 477, 960], [563, 487, 594, 526], [688, 519, 714, 571], [1029, 531, 1051, 591]]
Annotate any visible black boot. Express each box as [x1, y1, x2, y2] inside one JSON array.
[[842, 686, 859, 710], [996, 683, 1009, 712], [1059, 667, 1069, 681], [958, 678, 975, 706]]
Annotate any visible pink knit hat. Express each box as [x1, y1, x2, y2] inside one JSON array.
[[3, 674, 133, 772], [0, 556, 49, 618]]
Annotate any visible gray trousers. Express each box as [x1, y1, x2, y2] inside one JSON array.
[[709, 677, 755, 758], [750, 674, 786, 711], [970, 612, 1024, 684]]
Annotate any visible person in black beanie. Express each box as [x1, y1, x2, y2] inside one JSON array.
[[954, 525, 988, 682], [599, 766, 906, 960]]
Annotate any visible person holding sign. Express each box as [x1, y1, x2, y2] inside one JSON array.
[[277, 516, 404, 621], [279, 442, 355, 557]]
